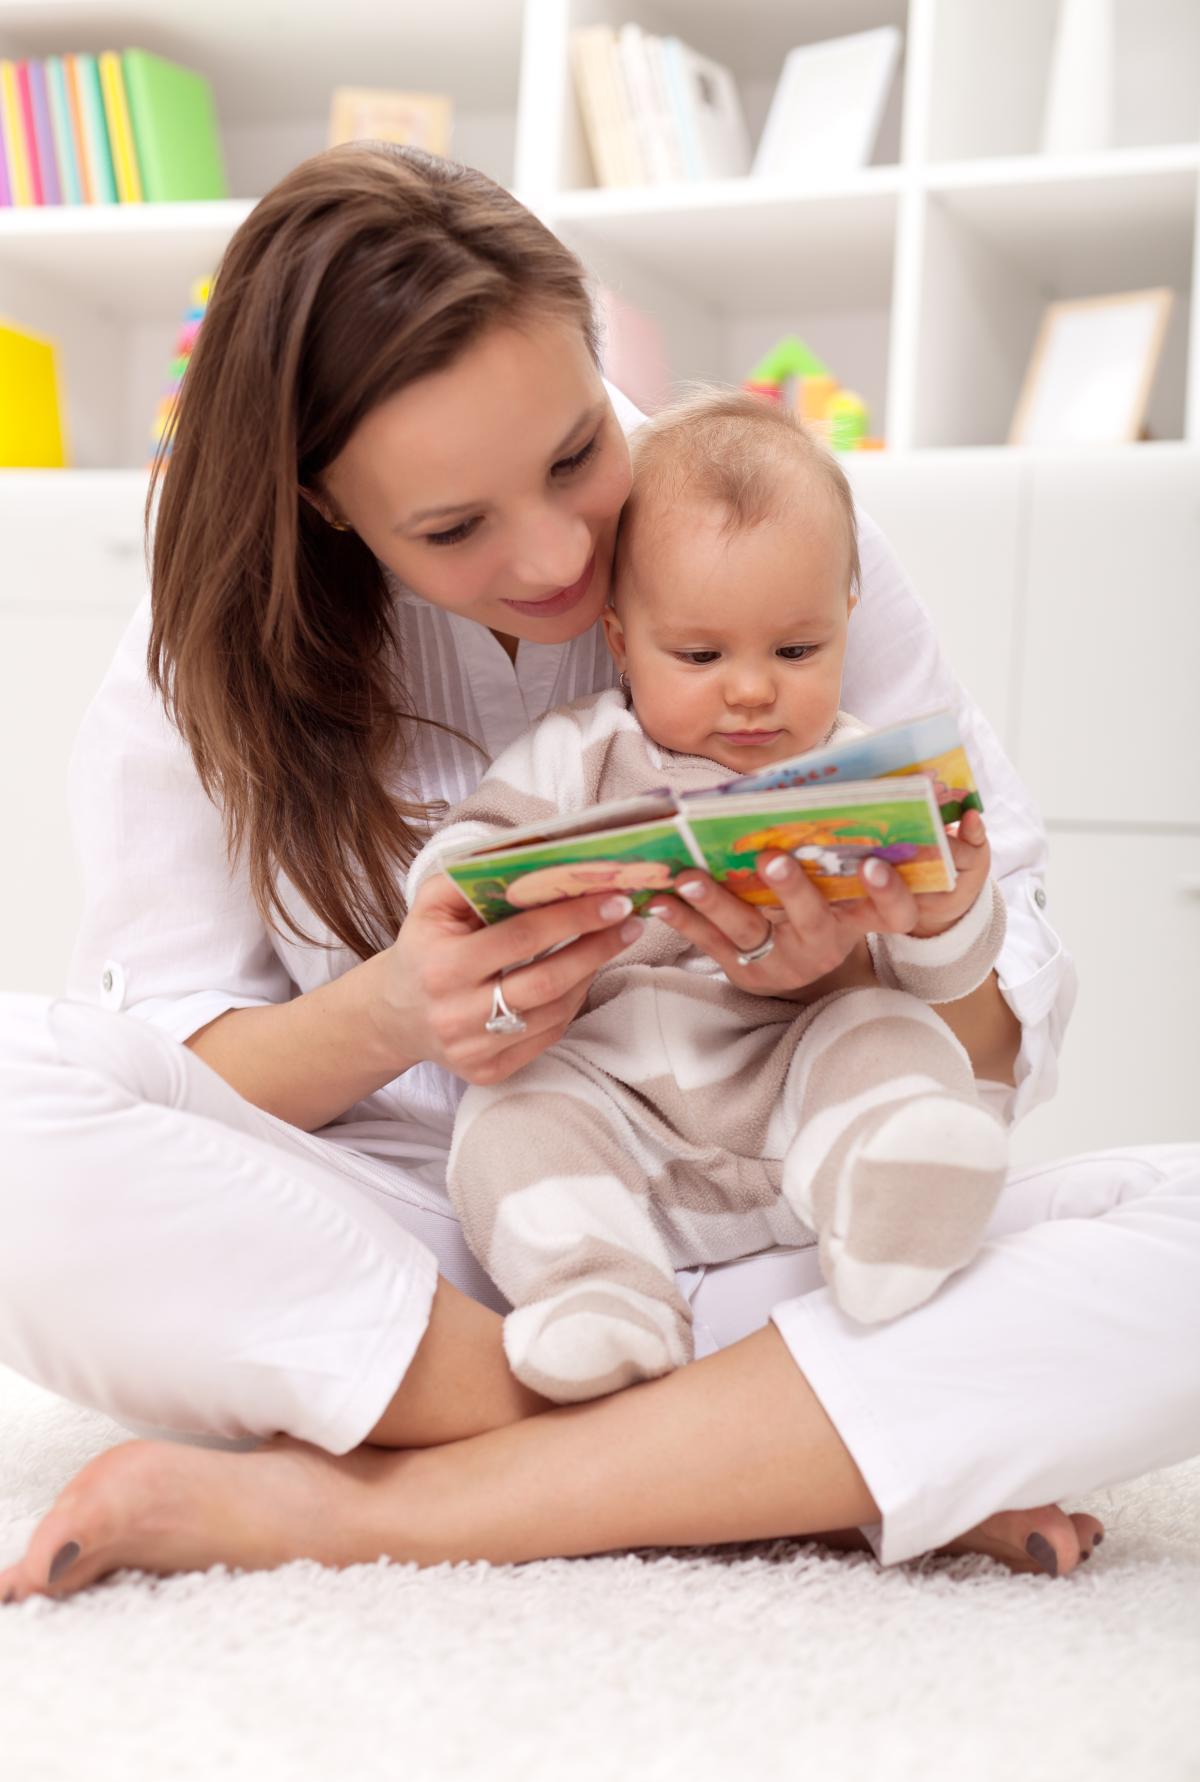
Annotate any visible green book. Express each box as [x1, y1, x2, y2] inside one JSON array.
[[122, 48, 227, 202]]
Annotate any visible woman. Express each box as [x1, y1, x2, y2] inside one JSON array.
[[1, 146, 1196, 1602]]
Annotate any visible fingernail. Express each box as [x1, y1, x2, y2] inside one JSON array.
[[677, 880, 706, 903], [48, 1541, 80, 1585], [598, 895, 633, 921], [761, 857, 793, 884], [618, 917, 641, 944], [1025, 1533, 1057, 1576], [647, 903, 672, 921], [863, 857, 889, 889]]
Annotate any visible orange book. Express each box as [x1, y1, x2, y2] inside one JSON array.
[[62, 54, 94, 202]]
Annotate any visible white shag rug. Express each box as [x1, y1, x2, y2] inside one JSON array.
[[2, 1363, 1198, 1782]]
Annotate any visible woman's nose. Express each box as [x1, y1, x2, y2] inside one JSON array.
[[510, 512, 592, 592]]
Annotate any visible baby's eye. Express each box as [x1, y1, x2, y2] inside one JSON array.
[[777, 645, 816, 661], [674, 650, 721, 665]]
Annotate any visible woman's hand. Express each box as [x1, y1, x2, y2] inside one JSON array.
[[646, 810, 994, 995], [376, 872, 643, 1085]]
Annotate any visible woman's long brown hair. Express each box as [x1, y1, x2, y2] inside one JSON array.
[[147, 142, 599, 961]]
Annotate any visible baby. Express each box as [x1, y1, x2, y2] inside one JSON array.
[[408, 388, 1009, 1403]]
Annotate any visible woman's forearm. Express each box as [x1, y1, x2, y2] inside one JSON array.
[[184, 948, 421, 1130], [932, 970, 1022, 1086]]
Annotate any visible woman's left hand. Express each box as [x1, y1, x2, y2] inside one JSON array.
[[647, 809, 993, 995]]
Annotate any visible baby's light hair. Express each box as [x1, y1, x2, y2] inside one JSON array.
[[614, 383, 861, 600]]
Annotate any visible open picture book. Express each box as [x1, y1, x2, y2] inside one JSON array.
[[442, 710, 982, 925]]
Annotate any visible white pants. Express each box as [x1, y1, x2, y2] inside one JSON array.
[[2, 993, 1198, 1567]]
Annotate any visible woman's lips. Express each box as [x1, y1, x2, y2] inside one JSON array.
[[501, 550, 597, 618]]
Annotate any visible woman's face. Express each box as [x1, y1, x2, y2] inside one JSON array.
[[319, 313, 634, 645]]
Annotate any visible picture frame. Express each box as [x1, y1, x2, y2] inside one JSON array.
[[328, 88, 453, 156], [751, 27, 900, 182], [1008, 289, 1175, 446]]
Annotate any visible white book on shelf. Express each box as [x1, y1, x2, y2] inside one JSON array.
[[606, 26, 647, 185], [752, 27, 901, 181], [571, 27, 622, 187], [643, 34, 688, 183], [571, 25, 642, 187], [660, 37, 751, 181], [617, 23, 676, 185]]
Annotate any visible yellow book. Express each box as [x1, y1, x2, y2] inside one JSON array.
[[0, 60, 34, 206], [0, 321, 69, 467], [98, 49, 143, 202]]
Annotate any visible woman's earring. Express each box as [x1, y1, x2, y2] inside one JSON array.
[[619, 671, 630, 692], [328, 516, 352, 533]]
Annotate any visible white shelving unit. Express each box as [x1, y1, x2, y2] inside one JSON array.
[[1, 0, 1197, 1163]]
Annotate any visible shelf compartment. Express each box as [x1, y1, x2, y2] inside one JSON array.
[[923, 0, 1200, 163], [910, 160, 1198, 447], [551, 176, 899, 438], [518, 0, 909, 201]]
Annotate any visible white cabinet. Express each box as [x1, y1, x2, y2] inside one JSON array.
[[0, 475, 147, 994], [1011, 830, 1200, 1163], [844, 450, 1026, 745], [1016, 452, 1200, 827]]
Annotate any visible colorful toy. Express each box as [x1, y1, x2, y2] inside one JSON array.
[[742, 333, 884, 450], [150, 275, 210, 466]]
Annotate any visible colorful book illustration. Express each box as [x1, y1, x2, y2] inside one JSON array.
[[443, 710, 981, 925], [27, 62, 61, 205], [72, 54, 118, 203], [45, 57, 82, 204], [0, 100, 9, 206], [123, 50, 227, 202], [99, 51, 142, 202]]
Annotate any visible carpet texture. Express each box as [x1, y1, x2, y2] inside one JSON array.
[[1, 1363, 1198, 1782]]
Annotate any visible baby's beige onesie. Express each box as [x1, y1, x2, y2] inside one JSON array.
[[408, 690, 1007, 1402]]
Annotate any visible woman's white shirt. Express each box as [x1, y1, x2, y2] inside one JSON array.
[[65, 378, 1075, 1195]]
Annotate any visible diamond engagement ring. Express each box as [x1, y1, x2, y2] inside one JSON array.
[[484, 979, 528, 1037], [736, 926, 776, 967]]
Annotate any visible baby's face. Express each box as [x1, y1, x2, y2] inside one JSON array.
[[604, 494, 856, 774]]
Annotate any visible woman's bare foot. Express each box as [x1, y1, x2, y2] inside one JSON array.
[[814, 1506, 1104, 1577], [0, 1434, 1104, 1605]]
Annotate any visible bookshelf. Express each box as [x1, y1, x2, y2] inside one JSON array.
[[0, 0, 1197, 1163]]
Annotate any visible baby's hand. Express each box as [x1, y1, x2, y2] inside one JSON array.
[[907, 807, 992, 939]]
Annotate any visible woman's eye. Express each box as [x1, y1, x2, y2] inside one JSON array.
[[425, 517, 480, 548], [778, 645, 815, 661], [675, 650, 721, 665], [424, 436, 599, 546], [552, 436, 600, 477]]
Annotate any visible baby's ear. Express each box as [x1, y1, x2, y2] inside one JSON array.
[[601, 602, 627, 668]]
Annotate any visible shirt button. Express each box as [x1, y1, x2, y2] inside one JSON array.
[[1034, 886, 1047, 909], [99, 960, 126, 1009]]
